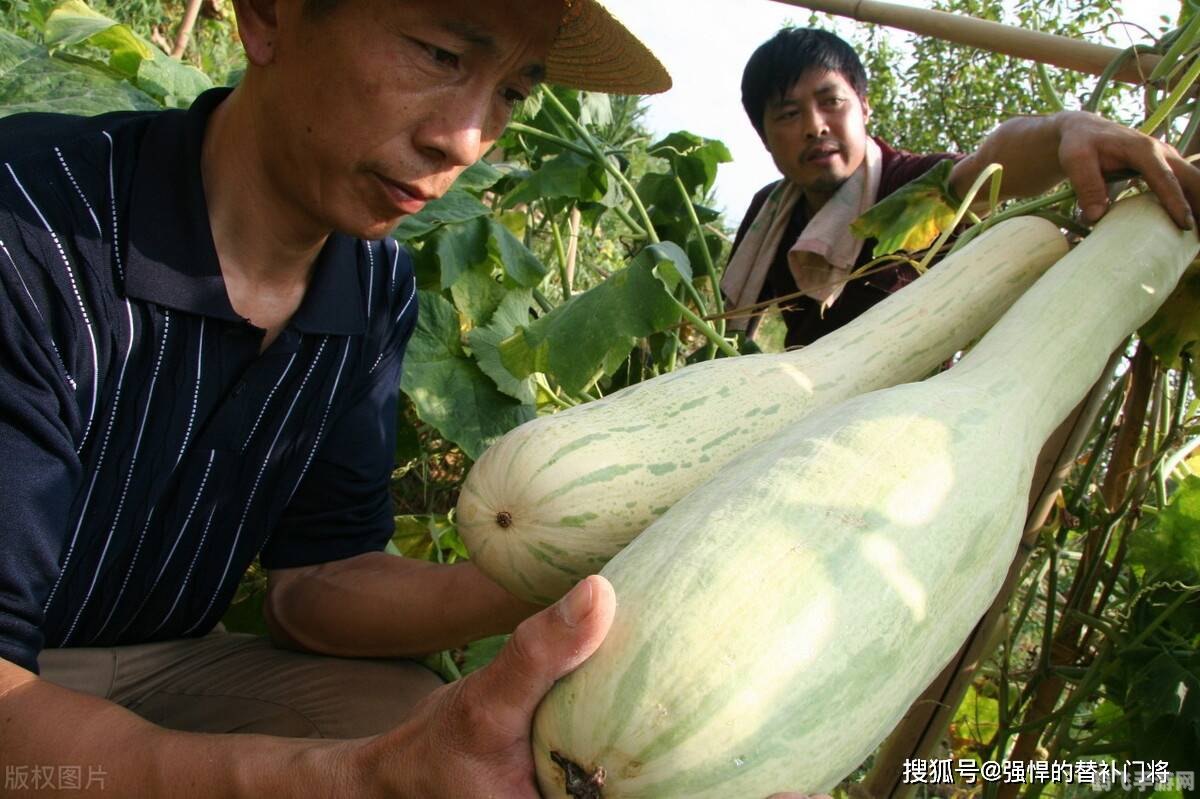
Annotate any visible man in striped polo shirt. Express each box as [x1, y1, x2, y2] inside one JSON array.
[[0, 2, 808, 797]]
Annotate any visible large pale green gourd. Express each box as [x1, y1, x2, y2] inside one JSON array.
[[458, 217, 1068, 603], [531, 196, 1199, 798]]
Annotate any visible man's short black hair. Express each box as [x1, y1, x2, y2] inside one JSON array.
[[741, 27, 868, 140]]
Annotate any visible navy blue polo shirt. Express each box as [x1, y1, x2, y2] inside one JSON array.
[[0, 88, 418, 674]]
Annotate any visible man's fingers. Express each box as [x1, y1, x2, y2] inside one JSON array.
[[1058, 142, 1110, 224], [457, 575, 616, 738], [1130, 148, 1193, 230]]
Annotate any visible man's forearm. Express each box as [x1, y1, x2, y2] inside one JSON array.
[[265, 553, 544, 658], [951, 112, 1071, 202], [0, 661, 354, 798]]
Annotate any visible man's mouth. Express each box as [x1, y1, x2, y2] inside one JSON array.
[[375, 173, 432, 215], [805, 144, 842, 164]]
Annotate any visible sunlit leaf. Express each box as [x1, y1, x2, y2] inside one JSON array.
[[1129, 476, 1200, 580], [44, 0, 153, 81], [502, 151, 607, 208], [0, 30, 158, 116], [851, 159, 958, 257], [499, 244, 689, 394], [648, 131, 732, 196], [134, 48, 212, 107]]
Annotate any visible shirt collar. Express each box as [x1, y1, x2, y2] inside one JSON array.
[[124, 87, 366, 336]]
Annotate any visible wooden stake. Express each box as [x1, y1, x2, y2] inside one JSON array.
[[776, 0, 1159, 85]]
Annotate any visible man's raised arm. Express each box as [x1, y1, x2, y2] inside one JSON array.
[[950, 111, 1200, 229]]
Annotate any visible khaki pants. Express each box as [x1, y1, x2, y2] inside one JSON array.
[[37, 628, 444, 739]]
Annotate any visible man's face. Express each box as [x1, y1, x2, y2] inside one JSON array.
[[250, 0, 561, 240], [761, 68, 870, 208]]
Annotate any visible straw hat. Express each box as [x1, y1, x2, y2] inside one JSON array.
[[546, 0, 672, 95]]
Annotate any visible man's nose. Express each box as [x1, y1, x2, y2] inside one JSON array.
[[802, 107, 829, 139], [414, 102, 492, 170]]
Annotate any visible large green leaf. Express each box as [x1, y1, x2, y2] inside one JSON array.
[[1129, 476, 1200, 580], [467, 290, 538, 404], [0, 30, 159, 116], [434, 215, 492, 291], [450, 267, 507, 327], [487, 218, 548, 288], [648, 131, 732, 197], [502, 151, 607, 208], [400, 291, 534, 460], [392, 190, 492, 241], [851, 158, 958, 257], [43, 0, 152, 79], [499, 242, 691, 394], [453, 159, 505, 193], [134, 48, 212, 108], [1140, 262, 1200, 372]]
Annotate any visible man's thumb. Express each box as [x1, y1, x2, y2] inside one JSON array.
[[461, 575, 616, 731]]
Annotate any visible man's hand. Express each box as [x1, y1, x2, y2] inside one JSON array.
[[341, 574, 615, 797], [1054, 110, 1200, 230], [335, 573, 831, 798], [952, 110, 1200, 231]]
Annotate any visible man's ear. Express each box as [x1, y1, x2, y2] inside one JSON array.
[[861, 95, 871, 124], [232, 0, 280, 66]]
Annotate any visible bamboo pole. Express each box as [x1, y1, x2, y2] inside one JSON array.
[[858, 347, 1125, 799], [775, 0, 1159, 85]]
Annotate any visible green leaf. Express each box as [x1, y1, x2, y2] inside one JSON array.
[[44, 1, 154, 76], [450, 267, 507, 326], [389, 514, 439, 561], [851, 159, 958, 257], [135, 48, 212, 107], [502, 151, 607, 208], [1140, 263, 1200, 371], [400, 291, 534, 460], [1129, 652, 1199, 721], [499, 244, 688, 394], [430, 216, 491, 291], [487, 218, 548, 288], [647, 240, 694, 291], [453, 160, 505, 193], [467, 290, 538, 404], [648, 131, 732, 196], [950, 683, 1000, 747], [393, 401, 421, 466], [1129, 476, 1200, 580], [0, 30, 159, 116], [391, 190, 491, 241], [459, 635, 509, 675]]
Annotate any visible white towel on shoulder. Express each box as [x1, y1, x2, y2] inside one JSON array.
[[722, 137, 883, 329]]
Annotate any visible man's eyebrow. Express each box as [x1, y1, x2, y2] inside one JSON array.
[[438, 20, 547, 83], [440, 20, 497, 51]]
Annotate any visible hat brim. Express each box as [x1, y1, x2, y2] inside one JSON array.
[[545, 0, 672, 95]]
